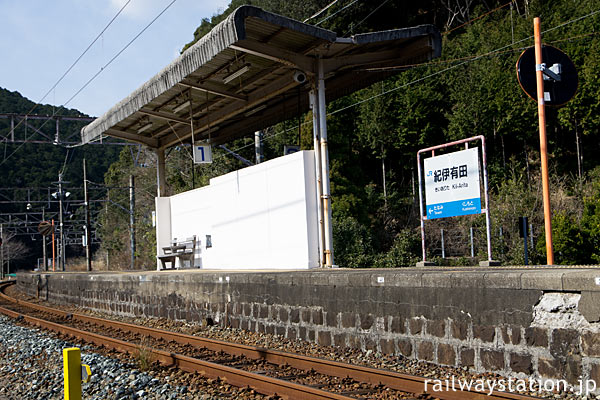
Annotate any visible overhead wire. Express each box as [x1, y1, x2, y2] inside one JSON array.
[[303, 0, 340, 23], [217, 7, 600, 159], [10, 3, 600, 184], [63, 0, 178, 109], [315, 0, 359, 27], [331, 6, 600, 114], [443, 0, 513, 35], [0, 0, 178, 165], [343, 0, 390, 35], [2, 0, 132, 146]]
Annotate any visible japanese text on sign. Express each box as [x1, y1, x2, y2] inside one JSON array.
[[433, 165, 468, 182], [424, 148, 481, 219]]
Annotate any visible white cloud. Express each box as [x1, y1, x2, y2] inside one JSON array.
[[109, 0, 232, 21], [109, 0, 165, 20]]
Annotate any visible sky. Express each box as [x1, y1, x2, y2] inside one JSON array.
[[0, 0, 231, 117]]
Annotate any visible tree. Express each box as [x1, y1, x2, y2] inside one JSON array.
[[0, 232, 30, 273]]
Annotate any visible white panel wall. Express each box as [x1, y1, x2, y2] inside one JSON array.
[[154, 197, 172, 270], [156, 150, 319, 269]]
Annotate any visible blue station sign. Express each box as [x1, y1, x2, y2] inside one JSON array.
[[424, 147, 481, 219]]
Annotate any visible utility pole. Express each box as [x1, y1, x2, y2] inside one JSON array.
[[42, 208, 48, 271], [6, 238, 10, 275], [381, 144, 387, 206], [52, 220, 55, 272], [0, 224, 4, 280], [53, 173, 70, 271], [83, 159, 92, 272], [58, 174, 65, 271], [129, 175, 136, 270]]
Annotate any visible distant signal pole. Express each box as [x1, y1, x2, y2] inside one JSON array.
[[518, 17, 577, 266]]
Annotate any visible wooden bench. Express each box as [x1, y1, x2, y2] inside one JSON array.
[[157, 236, 197, 270]]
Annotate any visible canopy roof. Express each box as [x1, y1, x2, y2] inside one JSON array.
[[81, 6, 441, 149]]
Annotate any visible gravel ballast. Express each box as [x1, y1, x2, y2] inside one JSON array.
[[3, 283, 598, 399], [0, 315, 264, 399]]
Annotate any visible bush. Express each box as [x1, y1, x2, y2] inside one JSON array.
[[332, 215, 374, 268], [373, 228, 420, 268]]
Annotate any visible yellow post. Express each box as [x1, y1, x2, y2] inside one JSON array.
[[63, 347, 82, 400]]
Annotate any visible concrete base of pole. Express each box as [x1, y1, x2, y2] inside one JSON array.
[[479, 260, 501, 267], [416, 261, 436, 267]]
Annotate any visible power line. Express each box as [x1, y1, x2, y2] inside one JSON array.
[[304, 0, 340, 23], [343, 0, 390, 35], [221, 7, 600, 157], [0, 0, 178, 166], [443, 0, 513, 36], [63, 0, 178, 109], [5, 1, 132, 144], [331, 7, 600, 115], [38, 1, 133, 112], [315, 0, 359, 27]]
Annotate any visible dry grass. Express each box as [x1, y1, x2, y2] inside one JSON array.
[[134, 335, 156, 371]]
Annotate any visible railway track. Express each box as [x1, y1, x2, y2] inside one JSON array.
[[0, 281, 540, 400]]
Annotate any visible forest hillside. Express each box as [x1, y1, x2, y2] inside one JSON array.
[[8, 0, 600, 270]]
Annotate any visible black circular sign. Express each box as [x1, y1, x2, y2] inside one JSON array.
[[516, 45, 578, 106], [38, 221, 53, 236]]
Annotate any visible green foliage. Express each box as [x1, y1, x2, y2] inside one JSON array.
[[580, 167, 600, 263], [547, 212, 588, 265], [61, 0, 600, 268], [372, 228, 421, 268], [0, 88, 121, 270], [0, 88, 120, 188], [332, 215, 374, 268]]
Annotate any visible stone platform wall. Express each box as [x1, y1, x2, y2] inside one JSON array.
[[17, 268, 600, 387]]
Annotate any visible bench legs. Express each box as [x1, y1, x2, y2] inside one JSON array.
[[157, 254, 195, 270], [158, 256, 177, 270]]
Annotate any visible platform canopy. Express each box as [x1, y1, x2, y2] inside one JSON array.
[[81, 5, 441, 149]]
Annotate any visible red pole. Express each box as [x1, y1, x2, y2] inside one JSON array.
[[534, 17, 554, 265], [52, 219, 56, 272]]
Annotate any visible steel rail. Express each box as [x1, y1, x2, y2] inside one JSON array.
[[0, 282, 353, 400], [0, 281, 540, 400]]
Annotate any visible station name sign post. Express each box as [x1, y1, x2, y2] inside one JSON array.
[[424, 147, 481, 219], [417, 135, 497, 267]]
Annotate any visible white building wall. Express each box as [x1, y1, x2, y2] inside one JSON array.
[[156, 150, 319, 269], [154, 197, 172, 270]]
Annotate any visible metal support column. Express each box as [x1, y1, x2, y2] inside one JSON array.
[[42, 208, 48, 271], [310, 90, 325, 267], [83, 159, 92, 272], [417, 152, 427, 262], [0, 224, 4, 280], [481, 138, 493, 262], [470, 227, 475, 258], [156, 149, 166, 197], [55, 118, 60, 144], [129, 175, 136, 270], [58, 174, 65, 271], [441, 229, 445, 259], [52, 220, 55, 272], [255, 131, 264, 164], [189, 98, 196, 189], [317, 59, 334, 267]]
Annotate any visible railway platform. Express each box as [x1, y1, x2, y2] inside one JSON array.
[[17, 265, 600, 389]]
